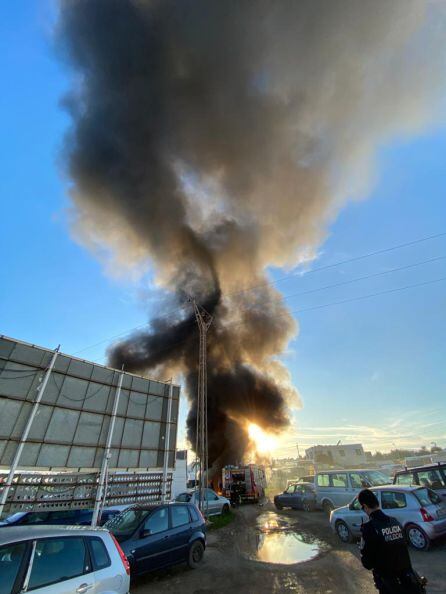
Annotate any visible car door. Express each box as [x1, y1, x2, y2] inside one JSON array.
[[133, 506, 172, 574], [329, 473, 350, 507], [205, 489, 220, 514], [280, 484, 297, 507], [25, 536, 94, 594], [380, 490, 409, 526], [169, 505, 193, 563], [345, 496, 368, 536], [291, 485, 305, 508], [0, 540, 29, 594]]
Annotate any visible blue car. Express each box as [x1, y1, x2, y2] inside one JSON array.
[[274, 482, 316, 511], [0, 508, 119, 527], [105, 502, 206, 576]]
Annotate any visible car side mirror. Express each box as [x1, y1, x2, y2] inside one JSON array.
[[140, 528, 151, 538], [349, 502, 355, 510]]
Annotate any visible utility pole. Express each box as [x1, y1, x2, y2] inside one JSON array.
[[161, 379, 174, 502], [192, 300, 213, 515], [0, 345, 60, 518]]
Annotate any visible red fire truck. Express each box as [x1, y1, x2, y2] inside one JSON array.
[[222, 464, 267, 504]]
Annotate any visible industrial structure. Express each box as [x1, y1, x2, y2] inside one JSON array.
[[0, 335, 180, 520]]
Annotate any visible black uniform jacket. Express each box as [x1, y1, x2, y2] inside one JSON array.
[[360, 509, 412, 577]]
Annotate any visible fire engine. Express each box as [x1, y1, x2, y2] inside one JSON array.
[[222, 464, 267, 504]]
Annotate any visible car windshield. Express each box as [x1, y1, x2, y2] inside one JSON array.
[[104, 507, 150, 537], [414, 488, 441, 506], [176, 493, 192, 502], [362, 471, 391, 486]]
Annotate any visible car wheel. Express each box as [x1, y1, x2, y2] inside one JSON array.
[[303, 500, 314, 512], [188, 540, 205, 568], [335, 520, 354, 543], [222, 504, 230, 515], [322, 500, 334, 515], [405, 524, 430, 551], [275, 502, 283, 510]]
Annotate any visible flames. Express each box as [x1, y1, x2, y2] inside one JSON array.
[[247, 422, 278, 456]]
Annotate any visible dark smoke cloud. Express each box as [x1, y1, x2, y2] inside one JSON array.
[[58, 0, 446, 470]]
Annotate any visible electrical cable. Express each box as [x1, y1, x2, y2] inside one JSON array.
[[72, 231, 446, 356]]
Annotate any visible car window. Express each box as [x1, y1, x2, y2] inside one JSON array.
[[88, 537, 110, 571], [414, 488, 441, 506], [144, 507, 169, 534], [381, 491, 407, 509], [171, 505, 191, 528], [395, 472, 415, 485], [416, 469, 445, 489], [205, 489, 219, 501], [189, 505, 200, 522], [105, 508, 150, 537], [285, 485, 296, 493], [350, 497, 362, 511], [295, 486, 304, 494], [47, 510, 79, 522], [363, 471, 390, 486], [331, 473, 348, 488], [317, 474, 329, 487], [28, 537, 87, 590], [350, 473, 371, 489], [176, 493, 191, 502], [20, 512, 50, 525], [0, 542, 27, 594]]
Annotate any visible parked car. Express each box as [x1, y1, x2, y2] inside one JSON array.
[[0, 507, 123, 528], [0, 524, 130, 594], [104, 502, 206, 576], [175, 488, 231, 516], [274, 482, 316, 512], [315, 469, 391, 513], [330, 485, 446, 550], [393, 463, 446, 500]]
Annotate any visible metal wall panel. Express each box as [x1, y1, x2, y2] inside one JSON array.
[[0, 336, 180, 471]]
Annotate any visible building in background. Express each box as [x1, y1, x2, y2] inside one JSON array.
[[171, 449, 188, 496], [305, 443, 366, 467]]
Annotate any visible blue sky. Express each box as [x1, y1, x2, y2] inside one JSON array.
[[1, 2, 445, 455]]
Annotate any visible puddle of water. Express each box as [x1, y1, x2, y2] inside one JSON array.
[[254, 531, 322, 564]]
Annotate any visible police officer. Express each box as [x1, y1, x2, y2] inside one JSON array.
[[358, 489, 426, 593]]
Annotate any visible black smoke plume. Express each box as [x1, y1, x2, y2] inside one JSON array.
[[58, 0, 445, 470]]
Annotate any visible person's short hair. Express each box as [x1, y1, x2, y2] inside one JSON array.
[[358, 489, 379, 509]]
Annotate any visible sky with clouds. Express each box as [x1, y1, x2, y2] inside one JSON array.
[[1, 2, 445, 457]]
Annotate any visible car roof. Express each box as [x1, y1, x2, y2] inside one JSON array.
[[317, 468, 387, 474], [0, 525, 108, 546], [369, 485, 426, 493], [395, 463, 446, 474]]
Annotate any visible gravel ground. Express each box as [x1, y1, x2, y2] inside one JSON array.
[[130, 499, 442, 593]]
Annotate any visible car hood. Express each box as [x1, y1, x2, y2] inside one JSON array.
[[331, 505, 349, 516]]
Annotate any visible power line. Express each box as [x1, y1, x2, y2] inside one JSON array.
[[72, 231, 446, 356]]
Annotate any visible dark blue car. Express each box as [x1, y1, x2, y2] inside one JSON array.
[[274, 482, 316, 511], [0, 508, 119, 527], [105, 502, 206, 576]]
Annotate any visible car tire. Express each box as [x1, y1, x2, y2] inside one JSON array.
[[405, 524, 431, 551], [335, 520, 354, 543], [303, 501, 314, 512], [322, 500, 334, 515], [188, 540, 205, 568], [275, 502, 283, 510], [222, 504, 230, 515]]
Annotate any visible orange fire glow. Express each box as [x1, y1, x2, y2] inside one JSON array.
[[247, 422, 278, 455]]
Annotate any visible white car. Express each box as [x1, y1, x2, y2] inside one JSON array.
[[175, 488, 231, 516], [0, 525, 130, 594]]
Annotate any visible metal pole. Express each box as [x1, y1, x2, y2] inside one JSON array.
[[91, 368, 124, 526], [161, 379, 174, 501], [0, 346, 59, 518]]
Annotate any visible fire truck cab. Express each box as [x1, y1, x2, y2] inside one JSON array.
[[222, 464, 267, 504]]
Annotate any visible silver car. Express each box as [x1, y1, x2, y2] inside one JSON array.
[[0, 525, 130, 594], [330, 485, 446, 550], [175, 488, 231, 516]]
